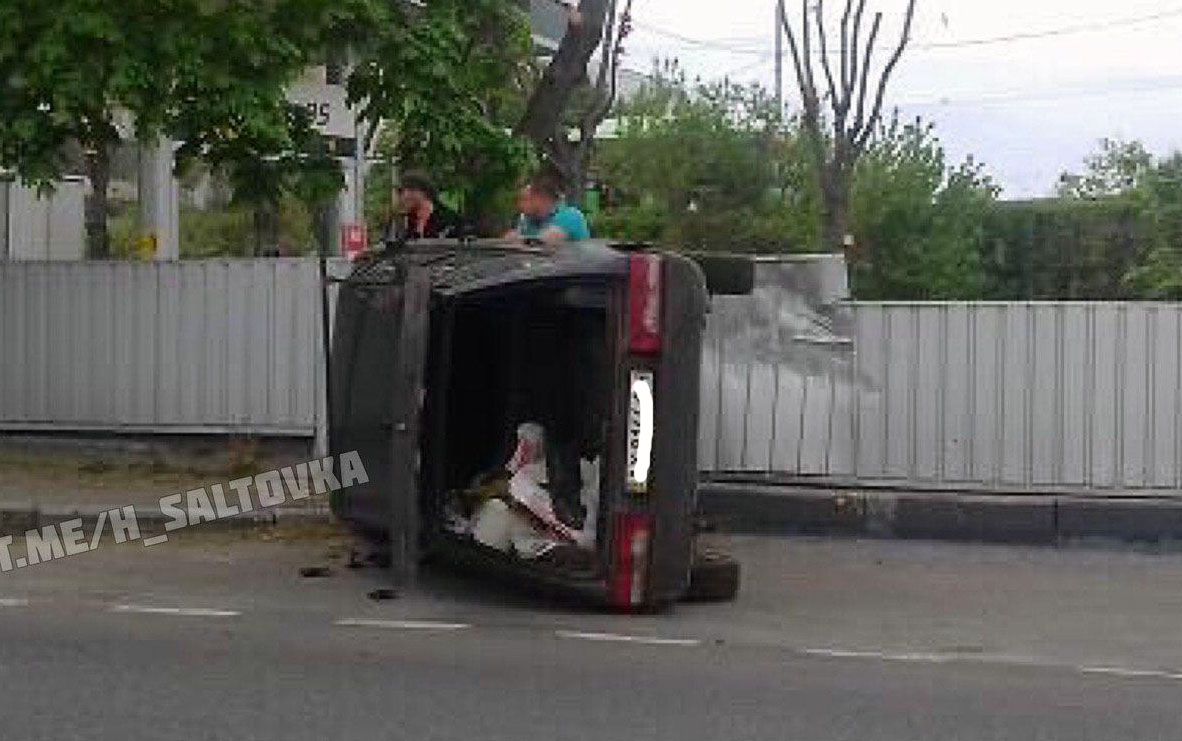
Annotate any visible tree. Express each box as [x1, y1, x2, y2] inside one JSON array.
[[848, 115, 997, 299], [1043, 138, 1176, 299], [1115, 152, 1182, 299], [0, 0, 376, 257], [171, 1, 382, 253], [0, 0, 170, 256], [516, 0, 635, 198], [779, 0, 918, 252], [1057, 138, 1154, 200], [350, 0, 535, 233], [595, 64, 819, 252]]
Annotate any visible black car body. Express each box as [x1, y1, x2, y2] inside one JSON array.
[[328, 240, 723, 610]]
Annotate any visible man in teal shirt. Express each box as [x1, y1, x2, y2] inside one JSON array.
[[507, 173, 591, 245]]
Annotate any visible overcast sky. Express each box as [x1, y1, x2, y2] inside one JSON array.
[[620, 0, 1182, 197]]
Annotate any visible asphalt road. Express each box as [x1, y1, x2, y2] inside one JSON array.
[[3, 531, 1182, 740]]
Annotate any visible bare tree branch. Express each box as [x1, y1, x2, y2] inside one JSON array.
[[839, 0, 853, 98], [778, 0, 816, 127], [856, 0, 917, 150], [590, 0, 619, 108], [516, 0, 611, 146], [778, 0, 918, 251], [578, 0, 633, 168], [592, 0, 633, 125], [851, 12, 882, 142], [799, 0, 817, 102], [814, 1, 841, 116], [847, 0, 867, 98]]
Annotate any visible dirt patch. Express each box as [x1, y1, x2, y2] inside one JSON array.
[[0, 452, 216, 499]]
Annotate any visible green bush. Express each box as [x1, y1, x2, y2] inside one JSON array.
[[108, 199, 316, 259]]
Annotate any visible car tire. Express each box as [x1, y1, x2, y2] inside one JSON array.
[[683, 549, 740, 603]]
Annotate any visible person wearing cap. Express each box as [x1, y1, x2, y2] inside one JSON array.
[[507, 173, 591, 245], [384, 172, 462, 242]]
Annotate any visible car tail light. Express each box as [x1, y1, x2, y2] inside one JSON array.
[[610, 512, 653, 609], [629, 254, 662, 354]]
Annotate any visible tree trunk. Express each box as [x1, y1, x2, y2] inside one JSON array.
[[84, 143, 112, 259], [516, 0, 608, 143], [820, 166, 852, 254], [253, 201, 280, 256], [516, 0, 610, 196]]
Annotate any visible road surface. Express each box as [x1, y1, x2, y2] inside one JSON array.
[[2, 531, 1181, 740]]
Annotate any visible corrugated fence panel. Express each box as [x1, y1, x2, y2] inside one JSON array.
[[853, 304, 885, 477], [701, 273, 1182, 492], [1061, 306, 1089, 486], [0, 259, 327, 435], [941, 305, 972, 483], [914, 307, 943, 481], [8, 257, 1182, 494], [1091, 305, 1120, 488], [1150, 307, 1181, 488]]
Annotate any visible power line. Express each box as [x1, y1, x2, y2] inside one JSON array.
[[630, 20, 767, 53], [918, 6, 1182, 50], [631, 6, 1182, 58]]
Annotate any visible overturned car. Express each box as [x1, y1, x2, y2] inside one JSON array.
[[328, 240, 741, 611]]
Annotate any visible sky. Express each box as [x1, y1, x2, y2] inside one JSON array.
[[620, 0, 1182, 197]]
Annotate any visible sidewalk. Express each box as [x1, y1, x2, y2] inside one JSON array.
[[10, 448, 1182, 548], [0, 451, 329, 538], [699, 481, 1182, 548]]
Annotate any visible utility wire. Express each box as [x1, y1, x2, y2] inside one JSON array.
[[918, 6, 1182, 50], [631, 6, 1182, 56]]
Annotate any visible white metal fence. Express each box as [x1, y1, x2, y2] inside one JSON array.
[[701, 293, 1182, 492], [4, 258, 1182, 492], [0, 259, 326, 435], [1, 177, 86, 261]]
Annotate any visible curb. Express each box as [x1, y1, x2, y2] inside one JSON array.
[[698, 483, 1182, 548], [0, 505, 331, 539]]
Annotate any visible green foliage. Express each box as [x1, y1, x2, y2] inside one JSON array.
[[168, 0, 387, 210], [849, 116, 999, 300], [1056, 138, 1155, 200], [350, 0, 535, 232], [595, 64, 819, 253], [0, 0, 538, 252], [0, 0, 151, 182], [594, 66, 996, 284], [1117, 153, 1182, 299], [0, 0, 366, 189], [981, 198, 1147, 300], [111, 198, 315, 259], [1023, 138, 1182, 300]]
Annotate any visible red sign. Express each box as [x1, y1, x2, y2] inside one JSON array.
[[342, 224, 368, 259]]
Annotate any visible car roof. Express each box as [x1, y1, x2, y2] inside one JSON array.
[[344, 239, 631, 297]]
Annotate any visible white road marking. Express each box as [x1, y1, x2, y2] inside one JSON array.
[[555, 630, 702, 647], [334, 619, 472, 631], [110, 605, 241, 617], [142, 535, 170, 547], [1078, 666, 1182, 681], [801, 647, 1182, 683], [802, 648, 952, 663], [0, 598, 29, 608]]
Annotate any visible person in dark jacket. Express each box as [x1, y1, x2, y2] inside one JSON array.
[[384, 172, 462, 242]]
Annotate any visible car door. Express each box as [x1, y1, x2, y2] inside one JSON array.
[[329, 262, 431, 587]]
